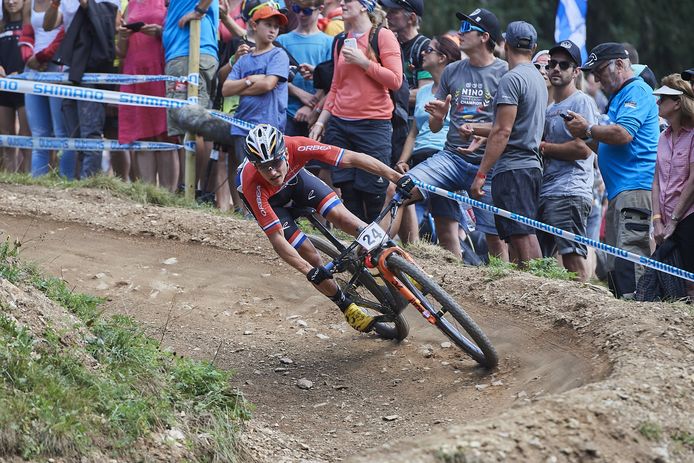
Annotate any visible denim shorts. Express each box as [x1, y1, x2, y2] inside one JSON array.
[[537, 195, 592, 257], [405, 149, 497, 235]]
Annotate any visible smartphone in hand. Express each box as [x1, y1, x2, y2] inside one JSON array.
[[343, 38, 357, 49], [124, 21, 145, 32], [559, 111, 574, 121]]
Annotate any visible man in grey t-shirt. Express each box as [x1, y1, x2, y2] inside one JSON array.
[[537, 40, 599, 281], [395, 7, 509, 261], [470, 21, 547, 266]]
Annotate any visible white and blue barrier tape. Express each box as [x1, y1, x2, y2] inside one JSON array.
[[413, 179, 694, 283], [8, 71, 200, 86], [0, 77, 253, 131], [0, 135, 181, 151]]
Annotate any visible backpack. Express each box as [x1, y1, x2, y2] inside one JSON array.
[[313, 26, 410, 163]]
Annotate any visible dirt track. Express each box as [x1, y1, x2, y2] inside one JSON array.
[[0, 184, 692, 463]]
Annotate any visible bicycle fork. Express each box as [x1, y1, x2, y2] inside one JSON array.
[[367, 248, 438, 325]]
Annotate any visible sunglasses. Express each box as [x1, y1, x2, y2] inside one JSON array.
[[459, 20, 486, 35], [547, 59, 574, 71], [291, 3, 316, 15], [422, 46, 444, 56], [657, 94, 680, 103], [253, 155, 286, 172]]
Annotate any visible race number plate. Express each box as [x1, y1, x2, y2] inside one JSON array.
[[356, 222, 387, 252]]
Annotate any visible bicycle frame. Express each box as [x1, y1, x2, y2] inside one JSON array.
[[298, 194, 441, 326]]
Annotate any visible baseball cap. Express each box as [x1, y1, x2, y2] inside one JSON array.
[[379, 0, 424, 17], [581, 42, 629, 71], [549, 40, 582, 66], [504, 21, 537, 50], [251, 4, 288, 25], [682, 68, 694, 81], [456, 8, 501, 44], [653, 85, 684, 97]]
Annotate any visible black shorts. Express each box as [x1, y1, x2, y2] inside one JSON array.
[[240, 168, 341, 248], [537, 196, 592, 257], [0, 91, 24, 110], [491, 168, 542, 241]]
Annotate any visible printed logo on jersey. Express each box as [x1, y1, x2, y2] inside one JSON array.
[[297, 144, 331, 152], [256, 185, 267, 216], [308, 189, 316, 200]]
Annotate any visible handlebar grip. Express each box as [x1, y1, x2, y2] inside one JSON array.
[[324, 261, 334, 272]]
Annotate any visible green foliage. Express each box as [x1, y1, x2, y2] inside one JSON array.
[[0, 240, 251, 460], [484, 255, 516, 281], [526, 258, 578, 281], [671, 430, 694, 448], [639, 421, 663, 441]]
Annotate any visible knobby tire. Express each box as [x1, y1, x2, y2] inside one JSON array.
[[386, 254, 498, 368]]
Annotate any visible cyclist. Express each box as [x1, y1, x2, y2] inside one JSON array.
[[238, 124, 412, 332]]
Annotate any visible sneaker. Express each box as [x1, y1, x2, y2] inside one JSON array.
[[344, 303, 375, 332]]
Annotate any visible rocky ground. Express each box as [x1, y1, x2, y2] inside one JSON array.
[[0, 183, 692, 463]]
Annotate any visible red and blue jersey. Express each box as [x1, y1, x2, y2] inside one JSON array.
[[239, 136, 345, 235]]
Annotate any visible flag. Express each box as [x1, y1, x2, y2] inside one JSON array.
[[555, 0, 588, 64]]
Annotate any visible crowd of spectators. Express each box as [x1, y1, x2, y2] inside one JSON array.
[[0, 0, 692, 299]]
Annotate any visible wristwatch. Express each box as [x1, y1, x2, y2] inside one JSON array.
[[584, 124, 595, 140], [244, 79, 252, 87]]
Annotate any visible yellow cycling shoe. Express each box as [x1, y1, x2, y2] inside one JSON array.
[[344, 303, 375, 332]]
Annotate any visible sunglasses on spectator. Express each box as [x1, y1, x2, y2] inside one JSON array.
[[291, 4, 317, 15], [253, 156, 286, 172], [422, 46, 444, 56], [657, 95, 680, 103], [547, 60, 575, 71], [459, 21, 486, 34]]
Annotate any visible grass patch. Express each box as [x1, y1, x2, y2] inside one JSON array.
[[484, 256, 517, 281], [526, 257, 578, 281], [0, 238, 251, 460], [638, 421, 663, 441], [671, 430, 694, 448], [0, 171, 208, 209]]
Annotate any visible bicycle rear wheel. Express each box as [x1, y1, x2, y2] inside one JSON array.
[[309, 235, 409, 341], [386, 254, 498, 368]]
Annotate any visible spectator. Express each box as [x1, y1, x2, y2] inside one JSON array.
[[308, 0, 402, 223], [621, 42, 658, 90], [276, 0, 331, 136], [683, 68, 694, 82], [379, 0, 430, 108], [116, 0, 178, 191], [566, 42, 659, 298], [532, 49, 553, 105], [317, 0, 341, 35], [222, 4, 289, 180], [585, 72, 608, 113], [0, 0, 30, 173], [163, 0, 219, 190], [47, 0, 119, 179], [396, 7, 508, 260], [20, 0, 76, 178], [393, 35, 460, 251], [537, 40, 599, 281], [470, 21, 547, 266], [651, 75, 694, 297]]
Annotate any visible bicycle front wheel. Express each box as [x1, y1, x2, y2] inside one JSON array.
[[386, 254, 498, 368], [309, 235, 409, 341]]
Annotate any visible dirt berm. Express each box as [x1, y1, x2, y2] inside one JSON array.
[[0, 183, 692, 463]]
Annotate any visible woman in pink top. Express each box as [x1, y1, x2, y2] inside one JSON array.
[[116, 0, 177, 192], [308, 0, 402, 222], [651, 74, 694, 296]]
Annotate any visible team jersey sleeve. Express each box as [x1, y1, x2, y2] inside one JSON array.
[[241, 168, 282, 236], [613, 83, 650, 137], [286, 136, 345, 167]]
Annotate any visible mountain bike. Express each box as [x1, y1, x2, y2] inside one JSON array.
[[294, 194, 499, 369]]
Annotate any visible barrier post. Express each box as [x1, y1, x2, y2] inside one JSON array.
[[184, 19, 201, 201]]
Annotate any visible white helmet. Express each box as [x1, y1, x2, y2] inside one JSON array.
[[243, 124, 286, 164]]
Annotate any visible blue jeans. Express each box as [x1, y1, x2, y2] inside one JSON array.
[[25, 92, 77, 179], [406, 149, 498, 236], [62, 91, 105, 179]]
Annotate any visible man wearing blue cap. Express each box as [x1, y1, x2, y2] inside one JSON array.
[[565, 42, 658, 298], [470, 21, 547, 266]]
